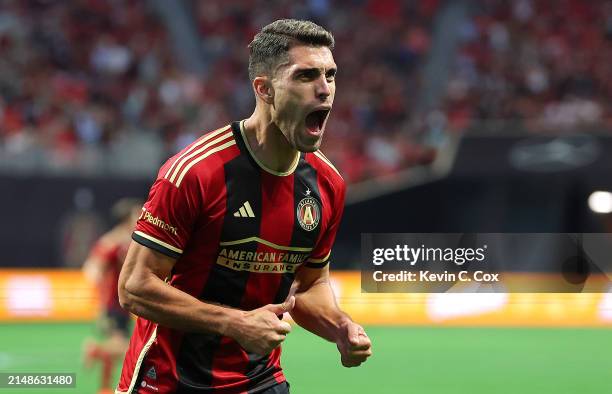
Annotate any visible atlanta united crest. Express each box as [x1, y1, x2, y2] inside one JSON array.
[[297, 196, 320, 231]]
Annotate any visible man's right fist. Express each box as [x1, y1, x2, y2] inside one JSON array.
[[229, 296, 295, 355]]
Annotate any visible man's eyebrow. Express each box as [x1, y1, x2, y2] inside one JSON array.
[[293, 67, 320, 75], [293, 66, 338, 75]]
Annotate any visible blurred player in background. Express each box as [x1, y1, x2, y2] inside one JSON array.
[[82, 198, 142, 394], [117, 19, 371, 394]]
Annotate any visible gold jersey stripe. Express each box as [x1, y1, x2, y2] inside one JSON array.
[[306, 250, 331, 263], [134, 231, 183, 254], [313, 150, 342, 177], [124, 326, 158, 394], [220, 236, 314, 252], [175, 140, 237, 187], [163, 125, 230, 180], [168, 130, 234, 184]]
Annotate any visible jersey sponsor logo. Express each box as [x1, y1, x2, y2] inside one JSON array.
[[297, 197, 320, 231], [215, 247, 309, 273], [139, 208, 178, 236], [233, 201, 255, 218], [217, 258, 298, 273]]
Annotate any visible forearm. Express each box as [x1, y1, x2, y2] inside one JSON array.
[[291, 280, 351, 343], [120, 273, 239, 336]]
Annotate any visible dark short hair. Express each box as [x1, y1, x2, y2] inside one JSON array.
[[248, 19, 334, 81]]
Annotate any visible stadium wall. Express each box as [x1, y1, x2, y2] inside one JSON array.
[[3, 135, 612, 268]]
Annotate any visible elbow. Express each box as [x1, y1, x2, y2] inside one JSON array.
[[118, 275, 142, 314], [118, 286, 132, 312], [118, 282, 135, 313]]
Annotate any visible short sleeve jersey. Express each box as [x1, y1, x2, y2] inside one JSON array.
[[117, 121, 346, 394]]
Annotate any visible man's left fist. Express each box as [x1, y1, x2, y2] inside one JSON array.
[[336, 321, 372, 367]]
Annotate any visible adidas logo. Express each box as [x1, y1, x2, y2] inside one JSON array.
[[233, 201, 255, 218], [146, 366, 157, 380]]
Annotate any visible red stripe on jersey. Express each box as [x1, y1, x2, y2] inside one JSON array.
[[164, 156, 233, 391], [240, 172, 295, 311]]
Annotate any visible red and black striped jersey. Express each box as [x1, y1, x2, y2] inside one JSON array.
[[117, 121, 346, 394]]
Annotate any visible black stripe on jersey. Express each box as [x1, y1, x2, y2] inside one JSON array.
[[273, 154, 324, 303], [202, 122, 263, 307], [176, 147, 263, 391], [244, 155, 325, 389], [131, 232, 182, 259], [304, 259, 329, 268], [244, 158, 323, 388], [174, 333, 221, 393]]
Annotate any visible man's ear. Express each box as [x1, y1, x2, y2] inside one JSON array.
[[253, 76, 274, 104]]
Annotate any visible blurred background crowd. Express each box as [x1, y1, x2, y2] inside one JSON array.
[[3, 0, 612, 183], [445, 0, 612, 134], [1, 0, 436, 182]]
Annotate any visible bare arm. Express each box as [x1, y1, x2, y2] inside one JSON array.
[[290, 265, 372, 367], [118, 241, 238, 334], [290, 265, 350, 342], [118, 241, 293, 355]]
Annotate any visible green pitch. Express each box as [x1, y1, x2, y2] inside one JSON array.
[[0, 323, 610, 393]]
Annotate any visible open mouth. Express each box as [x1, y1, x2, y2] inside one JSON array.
[[305, 109, 330, 135]]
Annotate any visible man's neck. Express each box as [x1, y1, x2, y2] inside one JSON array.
[[242, 114, 300, 175]]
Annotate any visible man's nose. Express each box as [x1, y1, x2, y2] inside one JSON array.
[[315, 76, 331, 100]]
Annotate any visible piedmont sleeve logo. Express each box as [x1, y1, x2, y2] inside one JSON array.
[[139, 207, 178, 236], [297, 196, 320, 231]]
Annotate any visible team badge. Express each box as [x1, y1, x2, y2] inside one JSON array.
[[297, 197, 320, 231]]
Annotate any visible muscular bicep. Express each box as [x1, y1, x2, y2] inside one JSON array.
[[119, 241, 176, 295]]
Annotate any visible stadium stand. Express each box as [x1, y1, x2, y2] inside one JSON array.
[[442, 0, 612, 133], [0, 0, 438, 182]]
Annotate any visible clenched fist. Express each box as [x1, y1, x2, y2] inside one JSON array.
[[229, 296, 295, 356], [336, 321, 372, 367]]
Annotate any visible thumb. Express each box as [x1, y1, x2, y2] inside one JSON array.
[[347, 323, 360, 346], [261, 296, 295, 315]]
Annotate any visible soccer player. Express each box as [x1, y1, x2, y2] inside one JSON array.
[[116, 19, 372, 394], [82, 198, 142, 394]]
